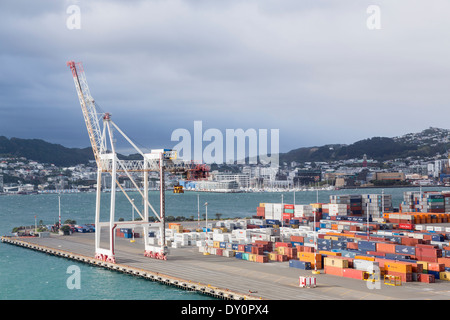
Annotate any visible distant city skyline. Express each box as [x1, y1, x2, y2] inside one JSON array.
[[1, 1, 450, 155]]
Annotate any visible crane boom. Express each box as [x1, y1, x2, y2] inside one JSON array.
[[67, 61, 105, 167]]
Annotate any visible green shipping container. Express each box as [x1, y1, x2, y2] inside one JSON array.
[[284, 209, 294, 214]]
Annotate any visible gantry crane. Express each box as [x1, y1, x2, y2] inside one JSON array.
[[67, 60, 193, 262]]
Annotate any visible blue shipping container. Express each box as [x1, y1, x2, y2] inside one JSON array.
[[395, 245, 416, 256], [289, 259, 311, 270], [358, 240, 377, 251]]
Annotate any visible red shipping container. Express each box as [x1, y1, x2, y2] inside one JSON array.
[[275, 242, 292, 248], [238, 245, 246, 252], [284, 204, 294, 210], [401, 237, 419, 246], [418, 274, 435, 283], [291, 235, 304, 242], [427, 263, 445, 272], [325, 266, 343, 277], [251, 246, 263, 255], [342, 268, 365, 280], [283, 213, 294, 220], [347, 242, 358, 250], [256, 207, 265, 217], [385, 271, 412, 282], [277, 254, 288, 262], [399, 223, 414, 230]]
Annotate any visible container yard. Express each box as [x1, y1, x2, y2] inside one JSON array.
[[4, 190, 450, 300]]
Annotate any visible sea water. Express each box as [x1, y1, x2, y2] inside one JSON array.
[[0, 187, 447, 299]]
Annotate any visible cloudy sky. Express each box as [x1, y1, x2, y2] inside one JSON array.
[[1, 0, 450, 157]]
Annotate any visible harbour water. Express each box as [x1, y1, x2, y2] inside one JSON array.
[[1, 186, 449, 300]]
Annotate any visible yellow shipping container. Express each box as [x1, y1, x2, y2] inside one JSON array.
[[260, 203, 266, 207], [213, 241, 221, 248], [324, 236, 339, 241], [268, 252, 278, 261], [324, 257, 348, 268], [248, 254, 256, 262], [439, 272, 450, 281], [416, 261, 428, 270], [310, 203, 323, 209]]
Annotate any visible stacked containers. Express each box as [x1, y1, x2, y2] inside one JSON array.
[[349, 195, 363, 215], [443, 193, 450, 213], [415, 244, 442, 262], [361, 194, 393, 218], [273, 203, 282, 221], [294, 205, 313, 218], [328, 204, 348, 217], [426, 193, 445, 213], [298, 252, 322, 269], [283, 204, 294, 222], [265, 203, 274, 220], [256, 204, 265, 218]]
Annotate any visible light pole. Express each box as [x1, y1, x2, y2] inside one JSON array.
[[204, 202, 208, 230], [131, 198, 135, 242], [58, 193, 61, 229], [312, 182, 320, 275]]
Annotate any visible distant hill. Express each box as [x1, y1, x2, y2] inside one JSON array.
[[2, 127, 450, 167], [0, 136, 95, 166], [279, 127, 450, 164]]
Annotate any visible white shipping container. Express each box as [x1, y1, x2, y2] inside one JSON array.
[[265, 211, 274, 219], [273, 203, 282, 213], [273, 211, 282, 220], [353, 260, 379, 271]]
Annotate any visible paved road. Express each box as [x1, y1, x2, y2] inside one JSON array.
[[11, 232, 450, 300]]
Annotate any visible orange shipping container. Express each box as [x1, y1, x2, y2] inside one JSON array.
[[319, 250, 342, 257], [298, 252, 322, 268], [385, 262, 412, 273], [437, 258, 450, 268], [376, 242, 396, 254], [427, 263, 445, 272], [256, 255, 268, 263], [355, 255, 375, 262]]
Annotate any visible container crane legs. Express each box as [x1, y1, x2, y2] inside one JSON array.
[[67, 61, 192, 262]]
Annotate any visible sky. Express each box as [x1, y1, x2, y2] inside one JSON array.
[[1, 0, 450, 158]]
